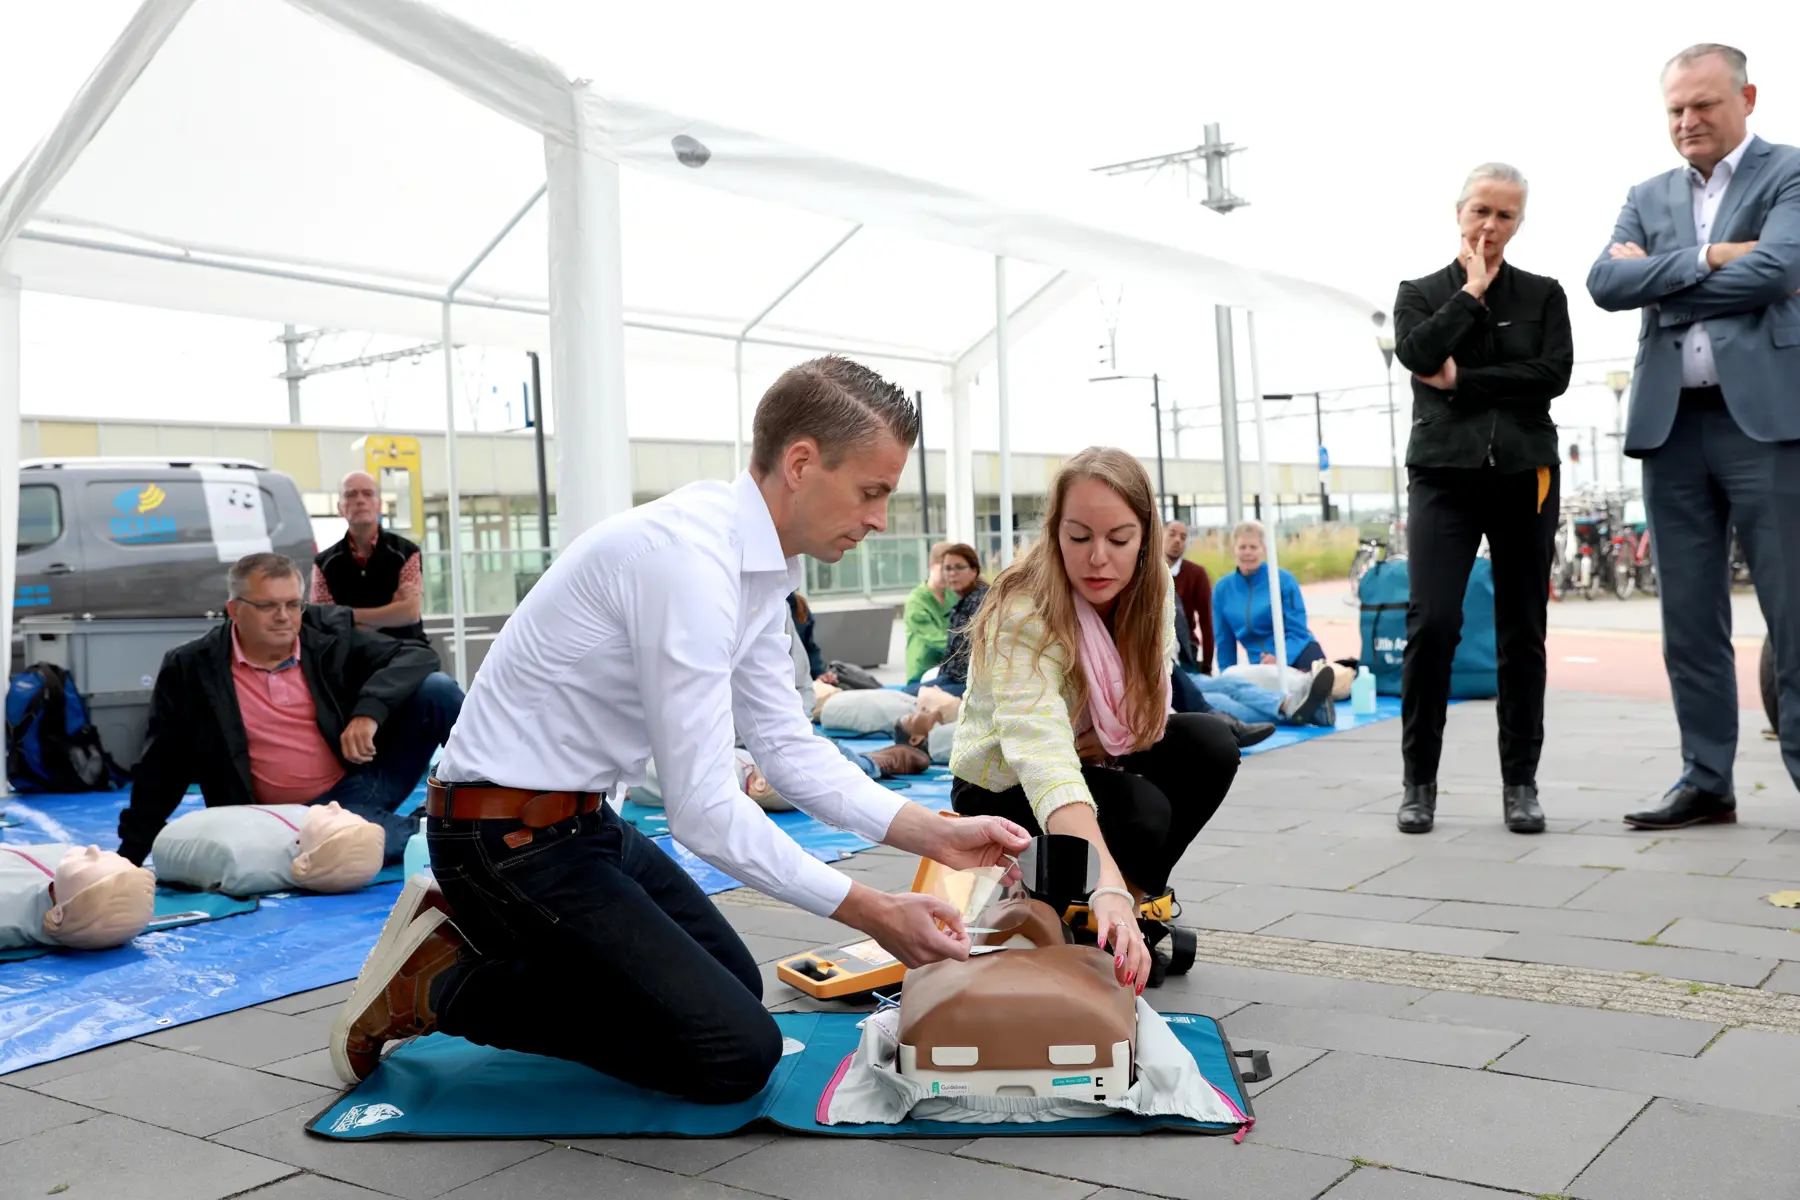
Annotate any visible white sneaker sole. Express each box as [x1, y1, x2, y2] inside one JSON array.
[[329, 874, 447, 1085]]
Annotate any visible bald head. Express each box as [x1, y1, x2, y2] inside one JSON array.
[[338, 471, 380, 533]]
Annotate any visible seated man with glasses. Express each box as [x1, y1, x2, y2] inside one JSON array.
[[116, 552, 461, 867]]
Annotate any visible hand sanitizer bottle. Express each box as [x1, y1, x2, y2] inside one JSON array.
[[403, 816, 431, 882], [1351, 664, 1378, 715]]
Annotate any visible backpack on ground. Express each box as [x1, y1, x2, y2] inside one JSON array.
[[1358, 558, 1498, 700], [4, 663, 130, 793]]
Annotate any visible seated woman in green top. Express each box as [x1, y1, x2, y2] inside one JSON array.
[[902, 541, 957, 684]]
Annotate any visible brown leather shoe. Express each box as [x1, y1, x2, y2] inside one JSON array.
[[330, 873, 462, 1084]]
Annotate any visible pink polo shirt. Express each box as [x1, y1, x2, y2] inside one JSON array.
[[230, 629, 346, 805]]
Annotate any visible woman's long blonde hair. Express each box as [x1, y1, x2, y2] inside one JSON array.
[[967, 447, 1169, 752]]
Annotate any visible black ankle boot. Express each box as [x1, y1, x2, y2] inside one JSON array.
[[1504, 784, 1546, 833], [1397, 783, 1437, 833]]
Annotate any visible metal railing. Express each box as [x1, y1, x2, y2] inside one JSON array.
[[421, 548, 555, 616], [421, 530, 1037, 615]]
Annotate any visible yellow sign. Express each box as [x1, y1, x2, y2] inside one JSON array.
[[351, 434, 424, 538]]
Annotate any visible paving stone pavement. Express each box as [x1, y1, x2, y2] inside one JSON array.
[[3, 690, 1798, 1198]]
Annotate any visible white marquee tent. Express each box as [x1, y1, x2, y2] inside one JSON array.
[[0, 0, 1380, 732]]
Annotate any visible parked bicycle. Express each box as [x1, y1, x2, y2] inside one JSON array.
[[1348, 519, 1407, 604]]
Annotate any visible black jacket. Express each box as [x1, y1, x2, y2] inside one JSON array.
[[314, 528, 428, 644], [117, 605, 440, 864], [1392, 260, 1573, 473]]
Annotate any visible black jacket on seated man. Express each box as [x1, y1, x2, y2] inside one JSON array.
[[117, 604, 440, 865], [313, 527, 429, 645]]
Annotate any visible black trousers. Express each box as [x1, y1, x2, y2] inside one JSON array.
[[428, 801, 781, 1105], [950, 712, 1239, 896], [1402, 463, 1559, 787]]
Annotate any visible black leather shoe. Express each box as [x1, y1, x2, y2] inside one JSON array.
[[1397, 783, 1436, 833], [1624, 783, 1736, 830], [1217, 713, 1276, 748], [1503, 784, 1546, 833]]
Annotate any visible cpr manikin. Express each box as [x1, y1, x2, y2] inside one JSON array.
[[150, 801, 385, 897], [0, 843, 155, 952], [818, 843, 1250, 1132]]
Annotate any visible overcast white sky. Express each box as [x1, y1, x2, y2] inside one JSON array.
[[3, 0, 1795, 489]]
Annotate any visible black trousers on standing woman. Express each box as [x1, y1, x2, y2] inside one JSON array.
[[950, 712, 1239, 898], [1402, 463, 1560, 787]]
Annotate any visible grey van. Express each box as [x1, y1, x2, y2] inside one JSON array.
[[14, 457, 314, 622]]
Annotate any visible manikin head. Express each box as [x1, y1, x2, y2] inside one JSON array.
[[1662, 43, 1755, 178], [749, 356, 919, 563], [290, 802, 384, 893], [42, 844, 155, 950], [1454, 163, 1526, 264], [226, 553, 306, 663], [337, 471, 382, 541]]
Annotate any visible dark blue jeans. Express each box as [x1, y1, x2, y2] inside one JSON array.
[[425, 800, 782, 1103], [312, 671, 463, 861]]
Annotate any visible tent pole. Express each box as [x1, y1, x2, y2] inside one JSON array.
[[1244, 308, 1287, 695], [441, 302, 468, 690], [733, 339, 744, 476], [948, 372, 974, 546], [994, 256, 1013, 568], [0, 275, 20, 797]]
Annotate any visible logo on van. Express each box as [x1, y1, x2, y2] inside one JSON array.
[[110, 484, 177, 544]]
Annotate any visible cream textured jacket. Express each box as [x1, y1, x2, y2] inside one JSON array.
[[949, 585, 1176, 829]]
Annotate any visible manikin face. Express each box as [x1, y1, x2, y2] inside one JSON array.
[[1058, 477, 1142, 616], [228, 569, 304, 660], [1663, 53, 1755, 175], [1456, 179, 1524, 258], [1235, 532, 1266, 575], [1164, 521, 1188, 563], [779, 433, 909, 562]]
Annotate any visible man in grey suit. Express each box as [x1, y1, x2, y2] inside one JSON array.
[[1588, 43, 1800, 828]]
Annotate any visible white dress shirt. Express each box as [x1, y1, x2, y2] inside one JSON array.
[[1683, 135, 1754, 388], [435, 471, 908, 918]]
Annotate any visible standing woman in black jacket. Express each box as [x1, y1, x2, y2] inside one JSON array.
[[1390, 162, 1573, 836]]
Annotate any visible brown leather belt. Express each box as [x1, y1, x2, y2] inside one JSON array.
[[425, 778, 604, 827]]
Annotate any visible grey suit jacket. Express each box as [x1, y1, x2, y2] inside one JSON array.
[[1586, 134, 1800, 452]]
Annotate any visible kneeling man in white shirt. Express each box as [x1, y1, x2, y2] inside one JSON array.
[[329, 355, 1029, 1101]]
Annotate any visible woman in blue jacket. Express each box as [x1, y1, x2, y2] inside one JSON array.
[[1211, 520, 1325, 671]]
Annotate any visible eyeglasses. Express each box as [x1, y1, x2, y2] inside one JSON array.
[[238, 599, 305, 616]]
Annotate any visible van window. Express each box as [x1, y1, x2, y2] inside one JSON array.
[[261, 486, 281, 535], [89, 480, 214, 547], [18, 484, 63, 552]]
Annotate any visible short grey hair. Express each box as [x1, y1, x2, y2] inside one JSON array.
[[1456, 163, 1529, 213], [228, 552, 302, 600], [1231, 519, 1266, 546], [1664, 43, 1748, 90]]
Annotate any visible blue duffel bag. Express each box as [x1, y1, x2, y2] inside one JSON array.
[[1358, 558, 1498, 699]]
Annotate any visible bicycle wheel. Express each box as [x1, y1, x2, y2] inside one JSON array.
[[1611, 552, 1635, 601]]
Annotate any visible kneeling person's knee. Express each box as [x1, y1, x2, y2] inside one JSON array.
[[1166, 712, 1241, 771], [686, 1011, 783, 1105]]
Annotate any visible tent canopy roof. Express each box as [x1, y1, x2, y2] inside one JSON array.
[[0, 0, 1379, 368]]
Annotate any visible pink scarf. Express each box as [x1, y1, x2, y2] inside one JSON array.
[[1071, 591, 1171, 758]]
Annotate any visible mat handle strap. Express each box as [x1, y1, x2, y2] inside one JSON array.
[[1233, 1048, 1272, 1083]]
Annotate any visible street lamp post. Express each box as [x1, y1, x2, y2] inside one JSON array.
[[1606, 369, 1632, 486], [1376, 334, 1400, 521]]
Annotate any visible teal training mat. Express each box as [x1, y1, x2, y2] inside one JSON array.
[[0, 887, 259, 963], [308, 1010, 1259, 1142]]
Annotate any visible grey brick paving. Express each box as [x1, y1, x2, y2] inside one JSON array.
[[1246, 1051, 1649, 1194], [1572, 1098, 1800, 1200], [23, 689, 1800, 1200]]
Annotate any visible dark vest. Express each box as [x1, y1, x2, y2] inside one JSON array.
[[314, 529, 428, 644]]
